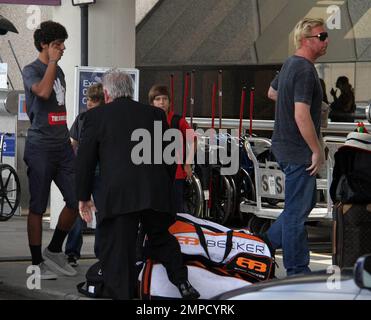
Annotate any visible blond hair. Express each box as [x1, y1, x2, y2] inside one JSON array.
[[294, 18, 325, 49]]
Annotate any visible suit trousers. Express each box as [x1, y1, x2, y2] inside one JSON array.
[[99, 209, 187, 300]]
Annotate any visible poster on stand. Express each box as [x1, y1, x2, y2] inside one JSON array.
[[74, 66, 139, 117]]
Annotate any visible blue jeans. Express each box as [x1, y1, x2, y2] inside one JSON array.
[[267, 163, 316, 276], [65, 175, 101, 259]]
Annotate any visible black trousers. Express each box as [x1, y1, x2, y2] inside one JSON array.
[[99, 210, 187, 300]]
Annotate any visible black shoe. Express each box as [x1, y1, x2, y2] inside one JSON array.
[[177, 281, 200, 300], [67, 255, 79, 267]]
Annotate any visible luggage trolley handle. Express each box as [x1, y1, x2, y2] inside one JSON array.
[[243, 136, 272, 168], [243, 137, 273, 209], [0, 132, 12, 163]]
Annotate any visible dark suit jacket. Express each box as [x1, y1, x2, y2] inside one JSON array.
[[76, 97, 176, 224]]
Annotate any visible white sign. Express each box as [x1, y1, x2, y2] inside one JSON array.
[[74, 66, 139, 117], [259, 168, 285, 199], [0, 63, 8, 89]]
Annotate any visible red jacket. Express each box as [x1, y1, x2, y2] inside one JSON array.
[[167, 112, 194, 180]]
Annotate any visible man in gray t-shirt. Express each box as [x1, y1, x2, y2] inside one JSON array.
[[23, 59, 69, 148], [22, 21, 78, 280], [265, 18, 328, 276]]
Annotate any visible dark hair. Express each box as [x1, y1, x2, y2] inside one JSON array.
[[87, 83, 104, 105], [148, 85, 170, 105], [33, 20, 68, 52]]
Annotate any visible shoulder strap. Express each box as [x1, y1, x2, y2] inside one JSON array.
[[194, 225, 233, 263], [140, 260, 153, 300], [177, 215, 233, 264]]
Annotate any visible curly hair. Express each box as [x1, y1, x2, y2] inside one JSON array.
[[33, 20, 68, 52]]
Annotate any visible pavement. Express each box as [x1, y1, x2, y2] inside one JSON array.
[[0, 215, 333, 300], [0, 215, 97, 300]]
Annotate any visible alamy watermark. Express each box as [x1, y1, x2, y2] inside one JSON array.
[[26, 5, 41, 30], [326, 265, 341, 290], [131, 123, 240, 176], [326, 5, 341, 30], [26, 265, 41, 290]]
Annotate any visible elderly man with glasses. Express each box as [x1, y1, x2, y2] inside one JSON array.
[[266, 18, 329, 276]]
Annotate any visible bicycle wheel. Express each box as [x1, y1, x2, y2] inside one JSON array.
[[0, 163, 21, 221], [247, 216, 266, 234], [183, 174, 204, 217], [237, 168, 256, 225], [226, 175, 237, 224], [209, 169, 233, 225]]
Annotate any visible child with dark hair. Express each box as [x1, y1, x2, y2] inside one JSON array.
[[65, 83, 104, 266], [22, 21, 77, 279], [148, 85, 195, 213]]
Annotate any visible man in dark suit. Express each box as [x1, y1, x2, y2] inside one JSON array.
[[76, 69, 199, 300]]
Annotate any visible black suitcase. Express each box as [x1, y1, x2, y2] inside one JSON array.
[[332, 203, 371, 268]]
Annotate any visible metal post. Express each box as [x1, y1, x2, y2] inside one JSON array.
[[81, 5, 89, 66]]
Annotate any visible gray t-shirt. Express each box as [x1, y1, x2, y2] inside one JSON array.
[[271, 55, 322, 165], [22, 59, 69, 149]]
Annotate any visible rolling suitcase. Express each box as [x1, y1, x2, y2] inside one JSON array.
[[332, 203, 371, 268]]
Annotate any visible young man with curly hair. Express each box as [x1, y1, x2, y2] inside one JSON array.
[[22, 21, 78, 279]]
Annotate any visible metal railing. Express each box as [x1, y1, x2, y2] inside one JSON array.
[[189, 117, 371, 134]]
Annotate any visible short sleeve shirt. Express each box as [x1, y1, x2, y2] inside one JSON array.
[[22, 59, 69, 149], [70, 112, 86, 142], [271, 55, 322, 165]]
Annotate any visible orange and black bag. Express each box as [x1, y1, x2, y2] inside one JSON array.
[[138, 213, 275, 299]]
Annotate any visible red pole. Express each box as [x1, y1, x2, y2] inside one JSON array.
[[209, 83, 217, 209], [170, 74, 174, 113], [239, 87, 247, 138], [249, 87, 255, 136], [218, 70, 223, 130], [182, 72, 190, 118], [190, 70, 195, 127], [211, 83, 217, 129]]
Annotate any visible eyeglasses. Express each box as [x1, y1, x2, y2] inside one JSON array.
[[305, 32, 328, 42]]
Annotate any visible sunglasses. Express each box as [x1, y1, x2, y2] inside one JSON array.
[[306, 32, 328, 41]]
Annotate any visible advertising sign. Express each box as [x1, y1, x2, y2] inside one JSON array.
[[74, 66, 139, 117], [18, 93, 29, 121], [0, 133, 15, 157]]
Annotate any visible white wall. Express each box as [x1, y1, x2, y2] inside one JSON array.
[[49, 0, 81, 229], [89, 0, 135, 68]]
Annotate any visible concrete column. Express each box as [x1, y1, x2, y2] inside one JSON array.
[[50, 0, 135, 229]]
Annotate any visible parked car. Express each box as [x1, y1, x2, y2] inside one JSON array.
[[214, 255, 371, 300]]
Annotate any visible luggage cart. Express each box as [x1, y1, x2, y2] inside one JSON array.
[[239, 135, 346, 233], [184, 133, 235, 225]]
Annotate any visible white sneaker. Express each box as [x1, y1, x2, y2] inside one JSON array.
[[43, 248, 77, 276], [37, 262, 58, 280]]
